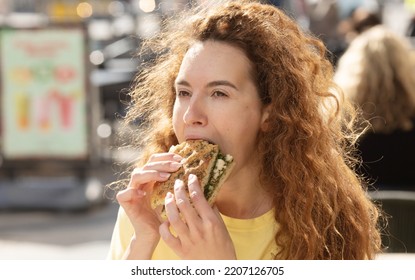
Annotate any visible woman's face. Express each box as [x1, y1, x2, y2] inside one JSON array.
[[173, 40, 269, 172]]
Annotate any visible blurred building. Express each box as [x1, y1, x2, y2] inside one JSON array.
[[0, 0, 192, 161], [0, 0, 191, 210]]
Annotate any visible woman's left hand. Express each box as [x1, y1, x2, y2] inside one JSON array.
[[159, 174, 236, 259]]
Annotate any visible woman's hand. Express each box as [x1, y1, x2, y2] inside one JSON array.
[[116, 153, 183, 243], [159, 174, 236, 259]]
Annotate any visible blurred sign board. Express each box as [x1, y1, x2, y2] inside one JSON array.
[[0, 28, 88, 160]]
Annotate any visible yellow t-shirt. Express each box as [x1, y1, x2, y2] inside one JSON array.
[[107, 206, 278, 260]]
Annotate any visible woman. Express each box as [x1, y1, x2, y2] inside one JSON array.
[[108, 0, 381, 260], [335, 25, 415, 189]]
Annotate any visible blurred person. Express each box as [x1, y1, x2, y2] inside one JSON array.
[[305, 0, 343, 64], [335, 25, 415, 190], [281, 0, 344, 65], [107, 0, 381, 260], [406, 15, 415, 37], [337, 6, 381, 46]]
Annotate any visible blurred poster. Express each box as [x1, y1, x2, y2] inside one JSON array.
[[0, 28, 88, 159]]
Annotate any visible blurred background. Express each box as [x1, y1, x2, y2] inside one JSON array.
[[0, 0, 415, 259]]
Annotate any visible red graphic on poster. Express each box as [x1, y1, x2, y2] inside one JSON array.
[[55, 65, 76, 83], [50, 89, 75, 129]]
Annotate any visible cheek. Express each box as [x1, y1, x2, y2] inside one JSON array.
[[240, 105, 262, 126], [172, 103, 182, 133], [221, 109, 262, 140]]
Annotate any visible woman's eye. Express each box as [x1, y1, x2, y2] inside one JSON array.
[[212, 90, 227, 97], [177, 90, 191, 97]]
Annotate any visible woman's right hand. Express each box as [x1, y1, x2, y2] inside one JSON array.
[[116, 152, 183, 240]]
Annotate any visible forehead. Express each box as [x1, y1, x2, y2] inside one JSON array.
[[176, 40, 253, 82]]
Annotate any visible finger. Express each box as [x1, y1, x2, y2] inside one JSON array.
[[164, 190, 190, 239], [129, 168, 171, 188], [188, 174, 215, 220], [174, 179, 201, 229], [116, 188, 146, 204], [142, 160, 182, 173], [159, 221, 181, 252], [147, 152, 183, 163]]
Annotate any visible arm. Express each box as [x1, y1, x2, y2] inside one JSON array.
[[122, 234, 160, 260], [107, 206, 159, 260]]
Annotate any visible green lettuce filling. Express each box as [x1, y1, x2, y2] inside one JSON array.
[[204, 153, 232, 200]]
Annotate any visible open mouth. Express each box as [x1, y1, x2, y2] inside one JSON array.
[[185, 137, 215, 145]]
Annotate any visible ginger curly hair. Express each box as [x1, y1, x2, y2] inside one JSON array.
[[119, 0, 381, 259]]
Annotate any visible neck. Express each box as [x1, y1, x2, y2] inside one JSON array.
[[215, 165, 273, 219]]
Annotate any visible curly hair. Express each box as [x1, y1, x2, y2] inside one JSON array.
[[335, 25, 415, 133], [119, 0, 381, 259]]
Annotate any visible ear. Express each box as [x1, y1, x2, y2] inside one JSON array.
[[260, 104, 271, 132]]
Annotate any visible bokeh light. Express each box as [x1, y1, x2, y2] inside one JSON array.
[[77, 2, 93, 18], [139, 0, 156, 13]]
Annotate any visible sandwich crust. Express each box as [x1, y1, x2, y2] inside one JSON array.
[[150, 140, 234, 215]]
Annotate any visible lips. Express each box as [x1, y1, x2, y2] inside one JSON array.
[[184, 135, 215, 145]]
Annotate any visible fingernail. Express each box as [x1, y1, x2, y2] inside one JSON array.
[[188, 174, 197, 183], [170, 162, 182, 169], [173, 154, 182, 161], [165, 192, 174, 202], [159, 172, 171, 179], [174, 179, 183, 190]]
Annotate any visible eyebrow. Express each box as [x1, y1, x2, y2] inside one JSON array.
[[175, 79, 239, 90]]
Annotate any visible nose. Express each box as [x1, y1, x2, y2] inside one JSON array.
[[183, 95, 207, 126]]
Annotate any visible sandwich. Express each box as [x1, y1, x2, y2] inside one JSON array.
[[151, 139, 234, 217]]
